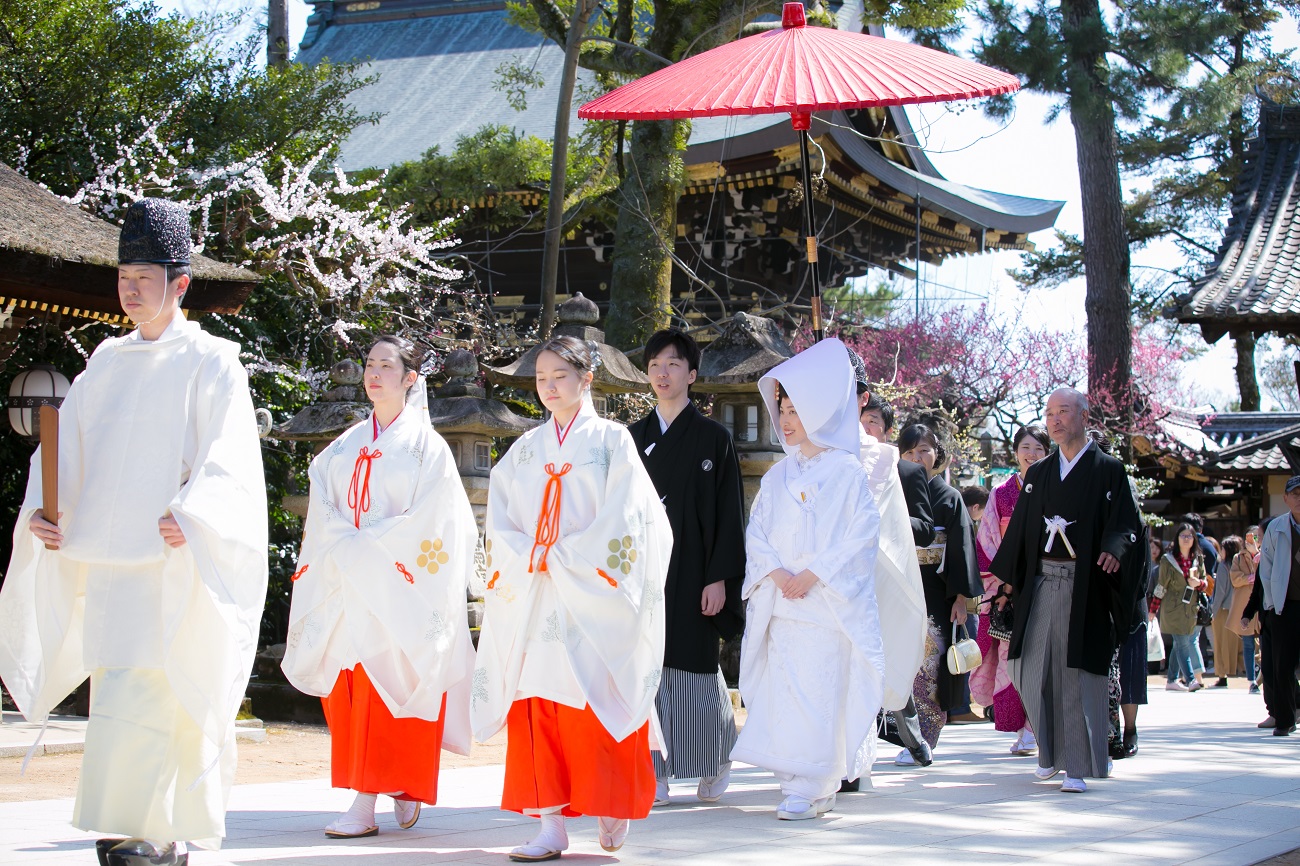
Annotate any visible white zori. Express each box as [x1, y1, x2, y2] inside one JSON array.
[[0, 318, 268, 850], [731, 337, 888, 797], [282, 383, 477, 748], [472, 393, 672, 745]]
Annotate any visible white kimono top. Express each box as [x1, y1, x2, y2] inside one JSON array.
[[740, 447, 887, 781], [0, 315, 268, 756], [282, 407, 477, 754], [472, 396, 671, 743]]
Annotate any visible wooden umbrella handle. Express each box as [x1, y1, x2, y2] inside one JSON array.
[[39, 405, 58, 551]]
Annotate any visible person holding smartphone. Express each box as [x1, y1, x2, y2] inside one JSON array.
[[1156, 522, 1208, 692]]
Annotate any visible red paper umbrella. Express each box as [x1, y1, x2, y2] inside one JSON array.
[[578, 3, 1020, 340]]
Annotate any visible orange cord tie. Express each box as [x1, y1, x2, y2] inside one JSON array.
[[486, 570, 501, 590], [347, 446, 382, 528], [290, 564, 309, 582], [597, 568, 619, 588], [529, 462, 572, 573], [395, 561, 414, 584]]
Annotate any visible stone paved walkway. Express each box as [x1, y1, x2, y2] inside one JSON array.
[[1, 685, 1296, 866]]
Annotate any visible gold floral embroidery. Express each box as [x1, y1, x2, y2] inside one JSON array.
[[606, 535, 638, 576], [418, 538, 450, 574]]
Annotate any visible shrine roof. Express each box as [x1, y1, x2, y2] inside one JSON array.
[[1167, 100, 1300, 342]]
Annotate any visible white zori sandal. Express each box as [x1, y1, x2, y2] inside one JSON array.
[[509, 813, 568, 862], [597, 817, 630, 852], [325, 793, 379, 838], [393, 798, 421, 829]]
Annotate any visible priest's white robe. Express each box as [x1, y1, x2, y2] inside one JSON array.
[[731, 449, 886, 796], [282, 406, 477, 753], [472, 398, 671, 745], [858, 428, 928, 711], [0, 315, 268, 848]]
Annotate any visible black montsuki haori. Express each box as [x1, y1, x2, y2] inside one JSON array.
[[628, 402, 747, 672]]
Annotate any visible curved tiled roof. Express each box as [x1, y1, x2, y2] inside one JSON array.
[[1168, 101, 1300, 341]]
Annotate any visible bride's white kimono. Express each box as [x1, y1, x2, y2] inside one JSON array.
[[0, 314, 267, 849], [472, 396, 671, 744], [282, 400, 477, 752], [858, 427, 928, 711], [731, 338, 887, 799]]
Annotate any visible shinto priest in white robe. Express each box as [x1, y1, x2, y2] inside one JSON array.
[[472, 394, 671, 746], [281, 382, 477, 752], [0, 313, 268, 849], [730, 338, 890, 798]]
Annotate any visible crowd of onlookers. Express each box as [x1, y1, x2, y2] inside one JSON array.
[[1146, 506, 1299, 738]]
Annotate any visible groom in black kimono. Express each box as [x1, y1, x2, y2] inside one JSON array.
[[629, 329, 746, 805], [991, 388, 1141, 793]]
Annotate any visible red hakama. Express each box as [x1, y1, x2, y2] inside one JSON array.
[[323, 666, 447, 804], [502, 698, 654, 819]]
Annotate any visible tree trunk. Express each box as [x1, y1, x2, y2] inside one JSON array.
[[267, 0, 289, 67], [1061, 0, 1132, 412], [1235, 331, 1260, 411], [605, 118, 688, 349], [539, 0, 595, 338]]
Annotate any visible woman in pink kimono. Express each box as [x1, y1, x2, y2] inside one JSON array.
[[973, 424, 1049, 756]]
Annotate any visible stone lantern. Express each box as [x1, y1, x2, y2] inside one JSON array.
[[269, 358, 371, 518], [484, 293, 648, 416], [427, 348, 539, 534], [695, 312, 794, 514]]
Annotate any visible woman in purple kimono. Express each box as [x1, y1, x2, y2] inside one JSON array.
[[973, 424, 1050, 756]]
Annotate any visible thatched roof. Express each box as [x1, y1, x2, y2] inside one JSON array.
[[0, 162, 259, 323]]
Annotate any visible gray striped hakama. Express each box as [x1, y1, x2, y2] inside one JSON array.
[[653, 666, 739, 780], [1007, 560, 1111, 779]]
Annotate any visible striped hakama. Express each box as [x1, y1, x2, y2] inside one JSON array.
[[1008, 560, 1110, 779], [653, 666, 738, 780]]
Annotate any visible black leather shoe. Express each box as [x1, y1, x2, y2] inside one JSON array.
[[1273, 724, 1296, 737], [909, 741, 934, 767], [838, 778, 860, 793], [1108, 740, 1126, 760], [96, 839, 126, 866], [1123, 730, 1138, 757], [105, 840, 188, 866]]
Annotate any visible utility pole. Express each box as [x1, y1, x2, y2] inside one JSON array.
[[538, 0, 594, 338], [268, 0, 290, 67]]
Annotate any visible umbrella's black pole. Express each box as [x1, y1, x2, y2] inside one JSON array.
[[798, 129, 823, 342]]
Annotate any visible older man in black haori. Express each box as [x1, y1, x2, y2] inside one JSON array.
[[991, 390, 1140, 793], [628, 330, 746, 805]]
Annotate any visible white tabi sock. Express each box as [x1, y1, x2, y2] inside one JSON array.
[[517, 812, 568, 855], [326, 792, 377, 833]]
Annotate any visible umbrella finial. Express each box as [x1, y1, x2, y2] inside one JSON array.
[[781, 2, 806, 29]]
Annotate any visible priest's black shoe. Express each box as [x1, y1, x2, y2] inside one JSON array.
[[105, 839, 188, 866], [1274, 724, 1297, 737], [909, 742, 934, 767], [1122, 729, 1139, 757], [839, 778, 860, 793], [96, 839, 126, 866]]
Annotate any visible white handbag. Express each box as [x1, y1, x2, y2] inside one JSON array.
[[1146, 617, 1165, 662], [946, 622, 983, 675]]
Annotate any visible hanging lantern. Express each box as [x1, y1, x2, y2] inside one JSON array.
[[8, 364, 70, 439]]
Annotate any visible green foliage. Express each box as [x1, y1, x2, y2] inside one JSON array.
[[0, 0, 372, 195], [387, 124, 621, 234]]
